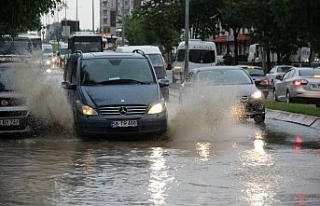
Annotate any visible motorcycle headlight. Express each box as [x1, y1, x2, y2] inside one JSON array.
[[78, 104, 98, 116], [148, 102, 165, 114], [46, 60, 51, 65], [251, 90, 262, 99]]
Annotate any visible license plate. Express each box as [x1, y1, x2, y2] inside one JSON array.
[[0, 119, 20, 126], [111, 120, 137, 128]]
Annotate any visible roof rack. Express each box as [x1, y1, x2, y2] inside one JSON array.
[[132, 49, 147, 57], [74, 50, 83, 58]]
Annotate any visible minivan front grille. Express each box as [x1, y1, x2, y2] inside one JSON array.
[[99, 105, 147, 116]]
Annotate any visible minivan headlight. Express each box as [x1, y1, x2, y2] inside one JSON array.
[[78, 104, 98, 116], [148, 102, 165, 114], [251, 90, 262, 99]]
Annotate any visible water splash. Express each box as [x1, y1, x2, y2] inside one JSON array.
[[167, 82, 247, 141], [11, 58, 74, 133]]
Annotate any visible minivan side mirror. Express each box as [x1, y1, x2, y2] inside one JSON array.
[[61, 81, 76, 90], [158, 79, 170, 87]]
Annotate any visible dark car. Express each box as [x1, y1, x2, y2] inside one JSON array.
[[61, 50, 169, 137], [179, 66, 266, 123], [237, 65, 270, 98], [0, 57, 34, 135]]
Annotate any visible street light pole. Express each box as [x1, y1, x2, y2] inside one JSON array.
[[122, 0, 125, 46], [92, 0, 95, 32], [76, 0, 78, 30], [184, 0, 190, 81]]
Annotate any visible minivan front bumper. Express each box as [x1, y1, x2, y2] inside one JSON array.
[[75, 112, 168, 137]]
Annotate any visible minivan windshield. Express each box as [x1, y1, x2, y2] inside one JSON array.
[[197, 69, 253, 85], [80, 58, 155, 85]]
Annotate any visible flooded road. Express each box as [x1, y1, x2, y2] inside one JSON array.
[[1, 70, 320, 205], [1, 107, 320, 205]]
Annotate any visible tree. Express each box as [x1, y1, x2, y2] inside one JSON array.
[[0, 0, 63, 37], [218, 0, 249, 65]]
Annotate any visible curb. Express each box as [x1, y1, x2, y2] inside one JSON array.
[[266, 109, 320, 129]]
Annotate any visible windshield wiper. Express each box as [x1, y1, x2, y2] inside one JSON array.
[[94, 79, 151, 85]]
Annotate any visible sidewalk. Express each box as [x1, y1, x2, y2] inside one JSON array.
[[169, 88, 320, 129]]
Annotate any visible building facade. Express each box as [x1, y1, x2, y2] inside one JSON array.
[[100, 0, 143, 37]]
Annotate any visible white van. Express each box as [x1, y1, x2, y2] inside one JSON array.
[[171, 39, 217, 83], [116, 45, 170, 101], [247, 43, 277, 63]]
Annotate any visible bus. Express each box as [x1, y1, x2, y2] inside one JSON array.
[[13, 34, 42, 55], [68, 32, 103, 54], [171, 39, 217, 82]]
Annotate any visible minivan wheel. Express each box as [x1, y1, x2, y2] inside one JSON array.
[[254, 114, 265, 124]]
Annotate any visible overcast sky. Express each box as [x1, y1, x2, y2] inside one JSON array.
[[43, 0, 100, 30]]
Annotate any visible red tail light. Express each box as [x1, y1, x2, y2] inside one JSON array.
[[261, 77, 269, 85], [292, 79, 308, 86]]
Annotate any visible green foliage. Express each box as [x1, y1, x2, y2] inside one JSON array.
[[0, 0, 62, 36], [265, 101, 320, 117]]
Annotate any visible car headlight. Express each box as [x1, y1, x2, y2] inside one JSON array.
[[251, 90, 262, 99], [77, 104, 98, 116], [148, 102, 165, 114]]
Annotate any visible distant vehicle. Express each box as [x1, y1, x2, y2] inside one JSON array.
[[172, 39, 217, 83], [68, 32, 103, 54], [61, 50, 169, 137], [14, 34, 42, 55], [273, 67, 320, 107], [179, 66, 266, 123], [266, 65, 293, 88], [56, 43, 68, 67], [116, 45, 170, 101], [247, 43, 277, 63], [42, 43, 54, 68], [237, 65, 270, 98]]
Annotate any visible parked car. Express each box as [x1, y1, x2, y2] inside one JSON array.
[[61, 50, 169, 137], [266, 65, 293, 88], [0, 57, 34, 135], [237, 65, 270, 98], [179, 66, 266, 123], [273, 67, 320, 107]]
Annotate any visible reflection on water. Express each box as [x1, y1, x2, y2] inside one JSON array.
[[148, 147, 173, 205], [195, 142, 211, 161], [239, 131, 279, 206]]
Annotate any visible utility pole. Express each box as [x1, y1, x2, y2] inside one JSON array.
[[76, 0, 78, 30], [92, 0, 95, 32], [122, 0, 125, 46], [183, 0, 190, 82]]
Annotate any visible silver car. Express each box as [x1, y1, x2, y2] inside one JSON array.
[[273, 67, 320, 107], [266, 65, 293, 88], [179, 66, 266, 123]]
